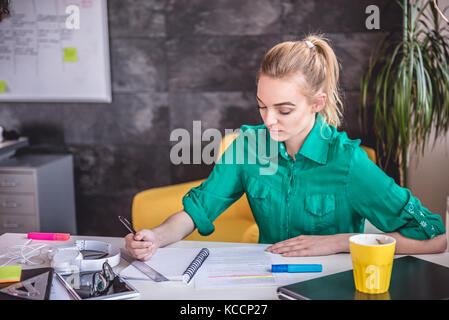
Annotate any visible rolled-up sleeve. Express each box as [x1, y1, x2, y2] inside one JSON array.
[[346, 147, 446, 240], [182, 136, 245, 236]]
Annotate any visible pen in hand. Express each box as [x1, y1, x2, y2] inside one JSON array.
[[118, 215, 144, 242]]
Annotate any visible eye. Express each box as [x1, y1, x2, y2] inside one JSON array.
[[279, 110, 291, 115], [257, 105, 267, 110]]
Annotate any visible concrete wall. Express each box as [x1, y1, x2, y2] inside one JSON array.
[[0, 0, 401, 236]]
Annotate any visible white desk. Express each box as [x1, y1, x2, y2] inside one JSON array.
[[1, 232, 449, 300]]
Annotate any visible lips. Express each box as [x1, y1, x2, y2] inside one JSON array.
[[268, 128, 282, 134], [268, 128, 282, 140]]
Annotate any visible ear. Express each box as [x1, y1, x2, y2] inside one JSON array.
[[312, 93, 326, 113]]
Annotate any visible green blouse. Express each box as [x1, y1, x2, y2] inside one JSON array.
[[182, 114, 446, 244]]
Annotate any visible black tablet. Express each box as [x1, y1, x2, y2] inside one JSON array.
[[277, 256, 449, 300]]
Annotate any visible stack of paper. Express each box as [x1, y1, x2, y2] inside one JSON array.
[[0, 266, 22, 283]]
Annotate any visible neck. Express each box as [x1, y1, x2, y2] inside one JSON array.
[[284, 117, 316, 158]]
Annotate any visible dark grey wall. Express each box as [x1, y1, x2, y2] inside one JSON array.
[[0, 0, 401, 236]]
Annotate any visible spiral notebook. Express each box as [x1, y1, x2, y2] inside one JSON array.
[[119, 247, 209, 284]]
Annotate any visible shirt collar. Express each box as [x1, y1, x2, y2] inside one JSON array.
[[274, 113, 331, 164], [260, 113, 332, 164], [297, 113, 332, 164]]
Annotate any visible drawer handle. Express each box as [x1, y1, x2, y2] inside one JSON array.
[[1, 201, 19, 208], [0, 181, 18, 188], [3, 223, 21, 229]]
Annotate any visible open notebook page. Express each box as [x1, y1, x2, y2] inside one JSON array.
[[119, 247, 202, 281]]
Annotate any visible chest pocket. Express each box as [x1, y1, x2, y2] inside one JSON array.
[[304, 194, 336, 233], [305, 194, 335, 216], [247, 178, 268, 198]]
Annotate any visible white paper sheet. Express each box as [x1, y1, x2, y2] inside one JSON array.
[[194, 246, 281, 289]]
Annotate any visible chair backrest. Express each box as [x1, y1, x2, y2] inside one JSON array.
[[360, 145, 376, 164], [216, 131, 240, 160]]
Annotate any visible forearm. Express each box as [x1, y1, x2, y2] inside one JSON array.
[[152, 210, 196, 247], [334, 232, 447, 254], [385, 232, 447, 254]]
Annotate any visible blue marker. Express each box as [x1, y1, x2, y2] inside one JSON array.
[[271, 264, 322, 273]]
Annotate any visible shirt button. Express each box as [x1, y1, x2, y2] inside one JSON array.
[[406, 203, 415, 213]]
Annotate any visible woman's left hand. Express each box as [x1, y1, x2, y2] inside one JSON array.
[[265, 234, 346, 257]]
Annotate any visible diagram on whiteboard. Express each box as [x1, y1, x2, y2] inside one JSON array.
[[0, 0, 111, 102]]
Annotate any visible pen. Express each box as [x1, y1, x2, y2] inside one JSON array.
[[271, 264, 322, 273], [118, 216, 136, 235], [117, 215, 144, 242]]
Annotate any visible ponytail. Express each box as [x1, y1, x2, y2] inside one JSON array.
[[257, 34, 343, 128]]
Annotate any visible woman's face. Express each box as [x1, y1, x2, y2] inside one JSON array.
[[256, 75, 322, 143]]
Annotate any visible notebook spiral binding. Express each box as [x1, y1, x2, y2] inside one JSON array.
[[182, 248, 210, 284]]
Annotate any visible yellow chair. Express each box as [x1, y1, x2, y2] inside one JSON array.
[[132, 133, 376, 243], [360, 146, 376, 165], [132, 132, 258, 243]]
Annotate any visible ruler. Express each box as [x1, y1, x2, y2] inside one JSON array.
[[120, 249, 169, 282]]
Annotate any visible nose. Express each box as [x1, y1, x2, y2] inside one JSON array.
[[264, 109, 278, 127]]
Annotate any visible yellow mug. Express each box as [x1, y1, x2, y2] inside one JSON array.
[[349, 234, 396, 294]]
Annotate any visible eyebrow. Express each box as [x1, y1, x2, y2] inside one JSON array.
[[256, 96, 296, 107]]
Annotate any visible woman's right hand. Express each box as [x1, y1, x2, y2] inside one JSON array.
[[124, 229, 160, 261]]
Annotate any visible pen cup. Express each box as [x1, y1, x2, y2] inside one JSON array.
[[349, 234, 396, 294]]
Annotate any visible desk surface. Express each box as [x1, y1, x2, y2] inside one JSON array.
[[1, 233, 448, 300]]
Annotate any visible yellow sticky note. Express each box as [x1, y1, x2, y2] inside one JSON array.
[[0, 81, 6, 93], [0, 265, 22, 283], [63, 47, 77, 62]]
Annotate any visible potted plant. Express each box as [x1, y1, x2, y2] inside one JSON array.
[[0, 0, 11, 22], [360, 0, 449, 187]]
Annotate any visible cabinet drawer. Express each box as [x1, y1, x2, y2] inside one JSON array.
[[0, 173, 35, 193], [0, 214, 37, 234], [0, 194, 35, 215]]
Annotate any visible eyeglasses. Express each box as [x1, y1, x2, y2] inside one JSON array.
[[91, 261, 115, 296], [62, 261, 130, 299], [75, 262, 116, 298]]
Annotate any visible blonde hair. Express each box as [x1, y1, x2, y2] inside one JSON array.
[[256, 34, 343, 128]]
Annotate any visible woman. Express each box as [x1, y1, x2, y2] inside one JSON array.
[[125, 35, 447, 260]]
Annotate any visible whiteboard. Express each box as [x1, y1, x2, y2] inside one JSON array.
[[0, 0, 111, 102]]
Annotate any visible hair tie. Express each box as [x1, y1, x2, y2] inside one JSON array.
[[305, 40, 315, 49]]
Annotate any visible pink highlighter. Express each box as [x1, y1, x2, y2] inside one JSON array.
[[27, 232, 70, 241]]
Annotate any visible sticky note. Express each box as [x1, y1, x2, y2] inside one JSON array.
[[63, 47, 77, 62], [0, 266, 22, 283], [0, 81, 6, 93]]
